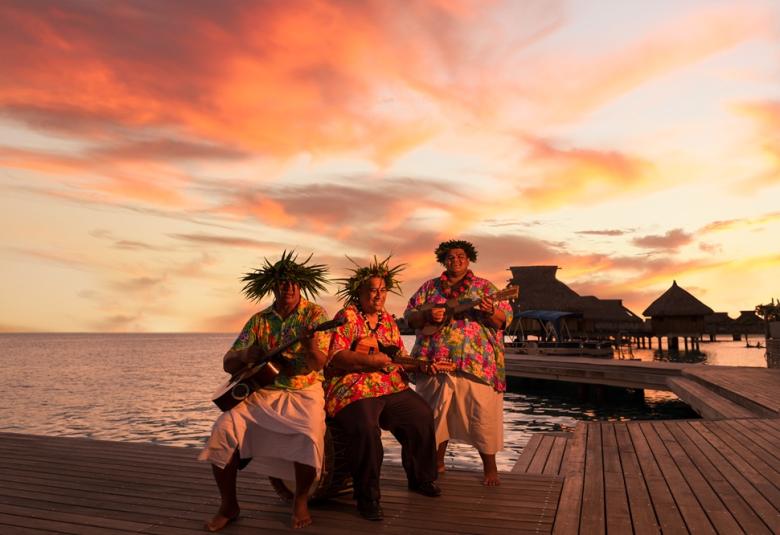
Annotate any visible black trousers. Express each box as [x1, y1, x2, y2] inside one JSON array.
[[331, 388, 437, 502]]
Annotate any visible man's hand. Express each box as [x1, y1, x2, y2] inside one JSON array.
[[368, 352, 393, 370], [478, 296, 495, 316], [428, 306, 446, 324]]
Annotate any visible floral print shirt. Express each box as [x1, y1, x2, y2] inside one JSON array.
[[230, 299, 330, 391], [404, 275, 513, 392], [324, 304, 409, 417]]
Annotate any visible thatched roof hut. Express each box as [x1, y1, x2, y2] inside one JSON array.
[[508, 266, 643, 335], [703, 312, 736, 335], [642, 281, 713, 336], [735, 310, 764, 335], [508, 266, 581, 310], [643, 281, 714, 317]]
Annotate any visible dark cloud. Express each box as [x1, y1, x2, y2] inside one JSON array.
[[632, 228, 692, 249], [576, 229, 631, 236]]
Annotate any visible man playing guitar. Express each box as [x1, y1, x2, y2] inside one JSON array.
[[199, 252, 331, 530]]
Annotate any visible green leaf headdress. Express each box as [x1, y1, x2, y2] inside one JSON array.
[[335, 255, 405, 305], [241, 250, 329, 302], [434, 239, 478, 265]]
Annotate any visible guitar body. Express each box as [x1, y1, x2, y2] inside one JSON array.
[[211, 360, 282, 412], [417, 286, 519, 336]]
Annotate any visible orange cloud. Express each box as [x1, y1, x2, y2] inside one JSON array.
[[524, 4, 770, 123], [516, 136, 655, 210]]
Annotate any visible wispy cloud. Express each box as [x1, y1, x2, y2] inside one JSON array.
[[632, 229, 693, 250]]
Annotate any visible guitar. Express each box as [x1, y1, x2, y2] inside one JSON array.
[[352, 336, 456, 374], [417, 285, 519, 336], [211, 318, 346, 411]]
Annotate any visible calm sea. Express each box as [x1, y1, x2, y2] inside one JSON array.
[[0, 333, 766, 471]]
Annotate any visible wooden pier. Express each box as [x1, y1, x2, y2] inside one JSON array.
[[1, 358, 777, 534], [0, 432, 560, 534]]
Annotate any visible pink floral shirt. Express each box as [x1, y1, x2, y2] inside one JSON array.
[[230, 299, 331, 391], [324, 305, 409, 417], [404, 276, 513, 392]]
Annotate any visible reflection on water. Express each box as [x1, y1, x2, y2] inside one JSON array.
[[0, 333, 765, 473]]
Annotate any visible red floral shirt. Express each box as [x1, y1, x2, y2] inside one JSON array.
[[324, 305, 409, 417]]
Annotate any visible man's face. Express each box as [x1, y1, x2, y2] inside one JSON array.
[[444, 248, 469, 277], [359, 276, 387, 314], [272, 279, 301, 307]]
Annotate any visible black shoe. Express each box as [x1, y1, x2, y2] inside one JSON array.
[[357, 499, 384, 521], [408, 481, 442, 497]]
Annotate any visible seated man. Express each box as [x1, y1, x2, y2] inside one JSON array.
[[325, 256, 441, 521], [199, 252, 331, 530]]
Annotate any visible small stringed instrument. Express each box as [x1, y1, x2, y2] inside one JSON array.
[[211, 318, 345, 411], [352, 336, 456, 373], [417, 285, 519, 336]]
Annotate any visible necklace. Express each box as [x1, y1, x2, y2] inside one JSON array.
[[360, 310, 383, 335]]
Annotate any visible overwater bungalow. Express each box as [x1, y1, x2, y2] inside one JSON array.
[[507, 265, 644, 339], [643, 280, 713, 351], [703, 311, 736, 340]]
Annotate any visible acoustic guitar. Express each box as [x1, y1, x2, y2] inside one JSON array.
[[211, 318, 345, 411], [417, 285, 519, 336], [352, 336, 456, 374]]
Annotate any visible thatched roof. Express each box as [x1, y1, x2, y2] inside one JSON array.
[[508, 266, 581, 310], [508, 266, 642, 324], [642, 281, 714, 317], [735, 310, 763, 326], [704, 312, 735, 326]]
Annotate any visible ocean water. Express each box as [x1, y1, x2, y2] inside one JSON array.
[[0, 333, 766, 472]]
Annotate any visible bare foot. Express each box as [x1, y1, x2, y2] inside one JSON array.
[[291, 496, 312, 529], [204, 506, 239, 532], [479, 452, 500, 486], [482, 470, 501, 486]]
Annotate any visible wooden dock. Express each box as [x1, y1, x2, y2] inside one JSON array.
[[1, 360, 777, 534], [0, 432, 561, 534], [507, 355, 780, 534]]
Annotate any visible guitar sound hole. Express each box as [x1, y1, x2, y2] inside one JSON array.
[[231, 383, 250, 401]]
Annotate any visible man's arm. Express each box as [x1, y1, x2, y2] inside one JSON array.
[[329, 349, 392, 372], [223, 344, 264, 375]]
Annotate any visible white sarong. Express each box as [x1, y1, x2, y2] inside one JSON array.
[[414, 372, 503, 455], [198, 382, 326, 481]]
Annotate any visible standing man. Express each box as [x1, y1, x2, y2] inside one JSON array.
[[199, 251, 331, 530], [326, 256, 440, 521], [404, 240, 512, 486]]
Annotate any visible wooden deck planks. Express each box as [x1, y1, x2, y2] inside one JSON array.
[[601, 424, 632, 534], [553, 419, 780, 534], [552, 423, 586, 535], [667, 377, 757, 420], [682, 368, 780, 417], [0, 433, 562, 535], [512, 432, 571, 476], [613, 423, 660, 535]]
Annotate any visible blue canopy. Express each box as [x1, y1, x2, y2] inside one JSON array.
[[515, 310, 581, 322]]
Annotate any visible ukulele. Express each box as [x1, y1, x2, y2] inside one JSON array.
[[211, 318, 345, 411], [352, 336, 456, 374], [417, 285, 519, 336]]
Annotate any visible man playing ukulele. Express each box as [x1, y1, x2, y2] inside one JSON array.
[[325, 256, 442, 521], [404, 240, 513, 486]]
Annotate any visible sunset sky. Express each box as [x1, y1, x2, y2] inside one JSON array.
[[1, 0, 778, 333]]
